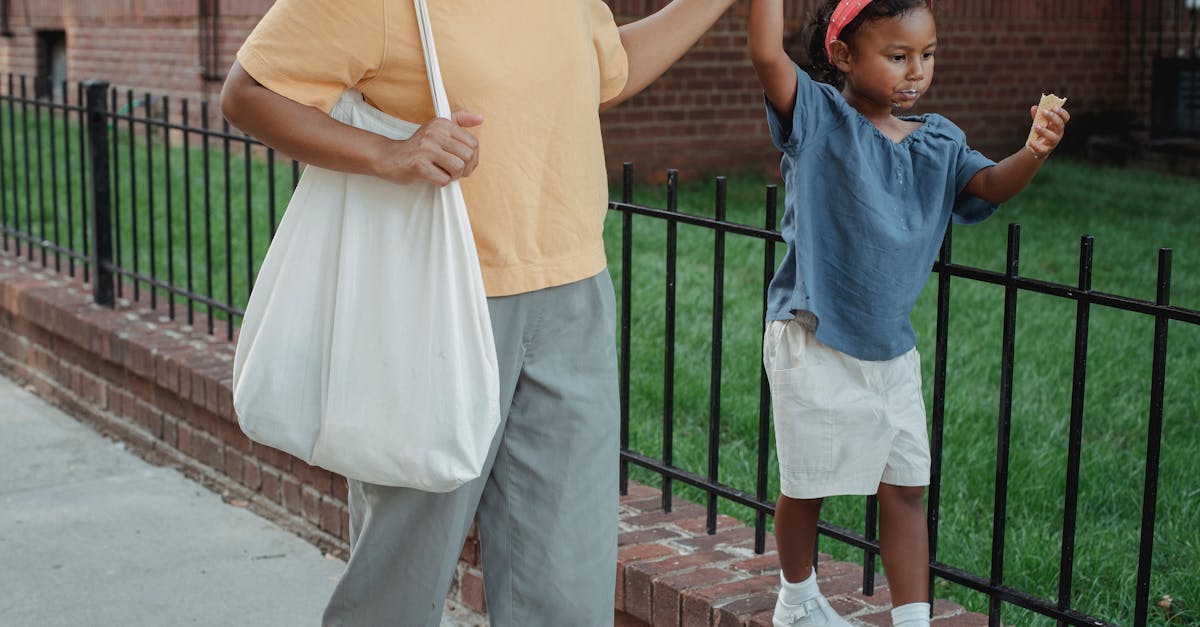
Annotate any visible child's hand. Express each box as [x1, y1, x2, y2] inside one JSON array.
[[1026, 103, 1070, 159]]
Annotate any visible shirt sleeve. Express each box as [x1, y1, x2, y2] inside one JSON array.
[[236, 0, 386, 114], [764, 64, 830, 152], [951, 132, 999, 225], [589, 0, 629, 103]]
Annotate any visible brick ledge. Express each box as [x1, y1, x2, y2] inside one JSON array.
[[614, 483, 987, 626]]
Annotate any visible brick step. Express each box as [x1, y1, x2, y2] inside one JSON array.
[[615, 483, 988, 627]]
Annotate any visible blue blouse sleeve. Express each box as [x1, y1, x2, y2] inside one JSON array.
[[950, 131, 1000, 225], [764, 64, 826, 152]]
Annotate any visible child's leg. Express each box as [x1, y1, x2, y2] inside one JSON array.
[[876, 482, 929, 604], [764, 319, 858, 626], [773, 494, 855, 626], [775, 494, 823, 582], [875, 346, 933, 625]]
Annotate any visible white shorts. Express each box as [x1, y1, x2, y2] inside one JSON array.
[[763, 316, 931, 499]]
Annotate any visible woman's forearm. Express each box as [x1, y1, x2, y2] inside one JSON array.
[[219, 62, 482, 186], [603, 0, 735, 110], [220, 62, 390, 177]]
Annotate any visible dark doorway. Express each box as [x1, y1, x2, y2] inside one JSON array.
[[36, 30, 67, 101]]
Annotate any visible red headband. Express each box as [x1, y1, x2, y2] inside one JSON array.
[[824, 0, 933, 59]]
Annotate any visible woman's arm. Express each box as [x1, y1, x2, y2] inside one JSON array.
[[965, 105, 1070, 204], [219, 62, 483, 186], [748, 0, 797, 117], [600, 0, 736, 110]]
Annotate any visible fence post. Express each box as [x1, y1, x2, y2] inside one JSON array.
[[85, 80, 114, 307]]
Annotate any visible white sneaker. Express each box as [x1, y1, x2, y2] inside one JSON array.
[[772, 593, 854, 627]]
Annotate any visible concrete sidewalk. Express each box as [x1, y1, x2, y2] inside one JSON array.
[[0, 373, 484, 627]]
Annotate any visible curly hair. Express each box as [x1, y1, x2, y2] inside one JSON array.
[[801, 0, 933, 89]]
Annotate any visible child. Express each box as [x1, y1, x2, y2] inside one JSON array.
[[747, 1, 1068, 626]]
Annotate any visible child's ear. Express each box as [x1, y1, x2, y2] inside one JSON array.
[[829, 40, 852, 72]]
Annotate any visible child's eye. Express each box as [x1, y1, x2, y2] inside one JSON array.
[[891, 55, 906, 62], [923, 51, 935, 59]]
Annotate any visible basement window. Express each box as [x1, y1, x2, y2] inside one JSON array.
[[1, 0, 12, 38], [36, 30, 67, 101], [1151, 57, 1200, 138], [199, 0, 222, 80]]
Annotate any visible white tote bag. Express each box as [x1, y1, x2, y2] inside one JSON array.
[[232, 0, 500, 491]]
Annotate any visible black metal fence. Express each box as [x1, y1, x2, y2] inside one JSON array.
[[609, 164, 1200, 627], [0, 76, 300, 339], [2, 76, 1198, 627]]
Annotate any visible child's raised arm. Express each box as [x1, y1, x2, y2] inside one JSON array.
[[964, 102, 1070, 204], [748, 0, 797, 117]]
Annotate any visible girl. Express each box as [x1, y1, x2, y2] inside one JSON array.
[[747, 1, 1069, 626]]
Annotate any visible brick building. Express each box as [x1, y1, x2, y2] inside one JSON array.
[[1, 0, 1195, 178]]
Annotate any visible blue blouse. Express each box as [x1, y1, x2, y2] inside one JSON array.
[[765, 64, 998, 361]]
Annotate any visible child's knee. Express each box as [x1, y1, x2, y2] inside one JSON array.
[[777, 493, 824, 516], [878, 484, 925, 511]]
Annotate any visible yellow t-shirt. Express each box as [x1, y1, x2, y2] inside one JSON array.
[[236, 0, 629, 297]]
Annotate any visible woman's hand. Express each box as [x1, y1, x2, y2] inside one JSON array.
[[373, 111, 483, 186]]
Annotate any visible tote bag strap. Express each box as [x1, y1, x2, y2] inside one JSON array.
[[413, 0, 453, 121]]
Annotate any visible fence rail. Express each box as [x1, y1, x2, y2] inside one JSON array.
[[2, 76, 1197, 627]]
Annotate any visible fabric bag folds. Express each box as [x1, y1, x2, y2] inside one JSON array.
[[231, 0, 501, 491]]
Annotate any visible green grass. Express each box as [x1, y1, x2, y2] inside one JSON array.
[[3, 101, 1198, 625], [605, 160, 1200, 626], [0, 102, 295, 336]]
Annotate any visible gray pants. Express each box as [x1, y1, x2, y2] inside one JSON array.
[[322, 271, 620, 627]]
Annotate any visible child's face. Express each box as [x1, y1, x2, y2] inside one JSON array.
[[840, 7, 937, 112]]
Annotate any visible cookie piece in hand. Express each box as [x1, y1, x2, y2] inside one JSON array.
[[1026, 93, 1067, 148]]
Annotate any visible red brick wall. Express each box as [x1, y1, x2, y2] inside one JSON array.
[[0, 1, 1186, 178], [0, 0, 265, 107], [601, 1, 774, 179], [924, 12, 1127, 155]]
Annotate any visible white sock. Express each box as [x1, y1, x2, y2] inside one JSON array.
[[779, 569, 820, 604], [891, 601, 931, 627]]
